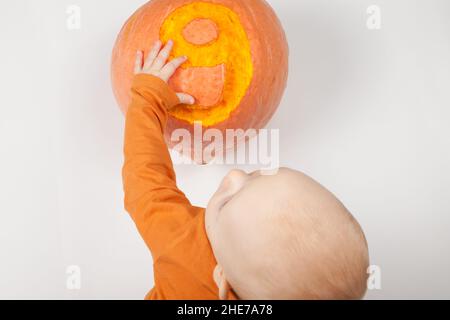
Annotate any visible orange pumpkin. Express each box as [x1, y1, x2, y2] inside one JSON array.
[[111, 0, 288, 157]]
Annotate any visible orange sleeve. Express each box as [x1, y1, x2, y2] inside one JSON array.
[[122, 74, 199, 261]]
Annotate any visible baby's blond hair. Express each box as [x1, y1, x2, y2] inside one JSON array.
[[226, 171, 369, 300]]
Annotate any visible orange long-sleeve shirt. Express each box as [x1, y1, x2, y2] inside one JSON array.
[[122, 74, 219, 300]]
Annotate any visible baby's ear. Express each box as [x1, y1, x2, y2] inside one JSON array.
[[213, 265, 230, 300]]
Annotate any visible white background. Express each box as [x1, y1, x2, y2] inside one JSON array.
[[0, 0, 449, 299]]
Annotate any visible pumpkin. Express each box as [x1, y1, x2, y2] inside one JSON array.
[[111, 0, 288, 158]]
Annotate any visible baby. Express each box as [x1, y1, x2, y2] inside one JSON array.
[[123, 40, 369, 300]]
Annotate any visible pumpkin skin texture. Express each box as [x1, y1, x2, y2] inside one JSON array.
[[111, 0, 288, 156]]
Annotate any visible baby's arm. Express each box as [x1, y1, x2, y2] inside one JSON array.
[[123, 40, 198, 260]]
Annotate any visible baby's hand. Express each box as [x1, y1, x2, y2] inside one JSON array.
[[135, 40, 195, 105]]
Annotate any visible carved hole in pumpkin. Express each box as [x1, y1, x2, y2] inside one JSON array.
[[160, 2, 254, 126]]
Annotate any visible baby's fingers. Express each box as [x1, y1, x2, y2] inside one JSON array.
[[143, 40, 162, 70], [151, 40, 174, 71], [134, 51, 143, 74], [176, 93, 195, 105], [160, 56, 188, 81]]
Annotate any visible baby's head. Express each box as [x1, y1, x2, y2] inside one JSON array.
[[205, 168, 369, 300]]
